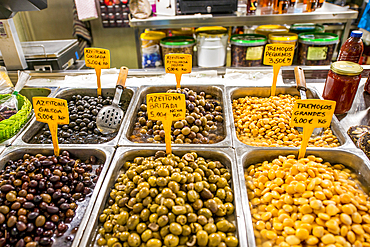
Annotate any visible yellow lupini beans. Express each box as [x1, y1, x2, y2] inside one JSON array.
[[245, 155, 370, 247], [232, 94, 340, 147]]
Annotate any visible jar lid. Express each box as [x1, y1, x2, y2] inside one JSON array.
[[331, 61, 363, 76], [140, 31, 166, 40], [269, 32, 298, 42], [196, 26, 228, 35], [160, 36, 195, 46], [290, 23, 324, 33], [255, 25, 288, 34], [230, 34, 267, 46], [298, 32, 339, 44]]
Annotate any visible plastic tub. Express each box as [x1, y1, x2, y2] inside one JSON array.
[[171, 28, 194, 36], [255, 25, 288, 37], [269, 32, 298, 46], [297, 32, 339, 65], [140, 30, 166, 68], [196, 26, 228, 67], [290, 23, 325, 34], [160, 36, 195, 58], [230, 34, 267, 67]]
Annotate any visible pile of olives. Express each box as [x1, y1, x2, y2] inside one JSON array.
[[0, 151, 103, 247], [130, 88, 224, 144], [96, 151, 239, 247], [30, 94, 126, 144]]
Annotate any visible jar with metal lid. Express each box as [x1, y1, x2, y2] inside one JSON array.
[[160, 36, 195, 59], [322, 61, 363, 114], [230, 34, 267, 67], [140, 31, 166, 68], [297, 32, 339, 65], [195, 26, 228, 67]]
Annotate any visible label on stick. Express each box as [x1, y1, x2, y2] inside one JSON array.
[[165, 54, 192, 89], [84, 48, 110, 69], [147, 93, 186, 121], [290, 99, 336, 128], [33, 97, 69, 124], [263, 44, 295, 66]]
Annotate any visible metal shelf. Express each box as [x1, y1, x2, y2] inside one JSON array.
[[129, 2, 358, 68], [130, 3, 357, 28]]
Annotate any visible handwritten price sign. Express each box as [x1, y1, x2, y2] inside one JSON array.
[[263, 44, 295, 96], [290, 99, 336, 158], [165, 54, 192, 89], [33, 97, 69, 156], [147, 93, 186, 153], [84, 48, 111, 96]]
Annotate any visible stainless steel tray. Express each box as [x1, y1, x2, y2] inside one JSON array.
[[226, 85, 353, 149], [0, 145, 115, 247], [119, 84, 232, 148], [13, 87, 137, 147], [81, 147, 247, 247], [1, 86, 58, 146], [236, 147, 370, 247]]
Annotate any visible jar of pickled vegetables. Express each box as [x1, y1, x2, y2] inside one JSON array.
[[322, 61, 363, 114]]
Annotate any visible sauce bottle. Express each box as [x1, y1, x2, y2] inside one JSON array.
[[322, 61, 363, 114], [337, 31, 364, 63], [279, 0, 289, 13]]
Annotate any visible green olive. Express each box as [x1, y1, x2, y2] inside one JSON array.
[[168, 181, 180, 193], [127, 233, 141, 247], [148, 176, 157, 187], [208, 233, 222, 247], [216, 189, 226, 200], [99, 214, 107, 223], [187, 190, 199, 202], [225, 236, 238, 247], [225, 191, 233, 202], [175, 197, 185, 206], [127, 215, 140, 231], [176, 215, 187, 225], [172, 205, 186, 215], [141, 229, 153, 242], [196, 230, 209, 246], [197, 215, 208, 225], [224, 203, 234, 215], [117, 211, 129, 225], [157, 215, 169, 227], [194, 182, 204, 192], [0, 206, 10, 214], [149, 213, 158, 223], [146, 239, 162, 247], [138, 187, 150, 199], [136, 223, 147, 234], [164, 234, 179, 247], [205, 199, 218, 214], [187, 213, 198, 223], [192, 199, 203, 211], [182, 225, 191, 236], [216, 204, 227, 217], [199, 208, 213, 218], [107, 237, 119, 247], [156, 177, 168, 187], [216, 220, 230, 232], [6, 192, 16, 202], [97, 238, 107, 246], [119, 232, 130, 242], [103, 221, 113, 232], [204, 223, 217, 234], [168, 212, 176, 224], [142, 197, 152, 207], [190, 222, 203, 233], [160, 225, 170, 238], [218, 231, 227, 241], [133, 203, 143, 213], [157, 206, 168, 216], [162, 188, 174, 198]]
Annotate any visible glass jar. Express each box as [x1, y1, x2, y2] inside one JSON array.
[[322, 61, 363, 114], [230, 34, 267, 67]]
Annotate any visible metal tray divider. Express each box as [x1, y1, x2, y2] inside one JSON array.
[[12, 87, 138, 147], [235, 146, 370, 247], [226, 85, 355, 150], [1, 86, 59, 146], [118, 84, 233, 148], [0, 145, 116, 247], [80, 147, 247, 247]]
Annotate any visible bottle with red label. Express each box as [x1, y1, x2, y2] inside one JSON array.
[[337, 31, 364, 63]]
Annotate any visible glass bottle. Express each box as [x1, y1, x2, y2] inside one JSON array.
[[317, 0, 324, 8], [306, 0, 316, 12], [337, 31, 364, 64], [248, 0, 258, 14], [289, 0, 296, 7], [278, 0, 289, 13]]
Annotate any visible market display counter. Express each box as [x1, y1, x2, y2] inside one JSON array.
[[1, 66, 370, 247]]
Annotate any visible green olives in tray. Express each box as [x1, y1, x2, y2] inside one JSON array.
[[95, 150, 239, 247]]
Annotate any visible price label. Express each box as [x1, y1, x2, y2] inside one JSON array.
[[33, 97, 69, 156], [263, 44, 295, 96], [290, 99, 336, 158], [147, 93, 186, 154], [165, 54, 192, 89], [84, 48, 111, 96]]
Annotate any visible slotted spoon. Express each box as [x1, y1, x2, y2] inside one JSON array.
[[96, 66, 128, 134]]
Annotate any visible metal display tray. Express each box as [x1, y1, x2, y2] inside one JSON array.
[[236, 147, 370, 247], [13, 87, 137, 147], [0, 146, 115, 247], [80, 147, 247, 247], [119, 84, 232, 148], [226, 86, 353, 149], [0, 86, 58, 146]]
